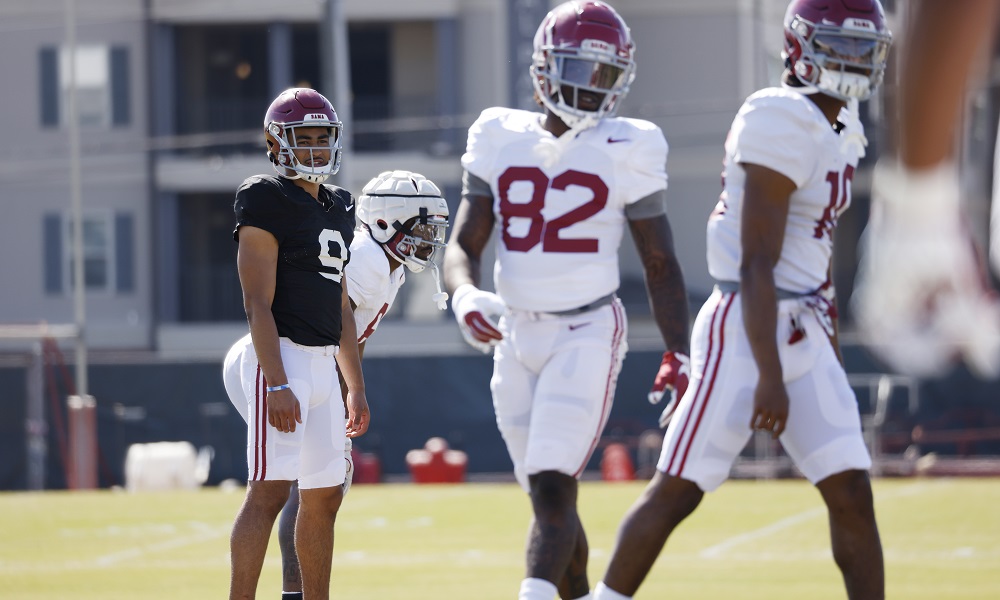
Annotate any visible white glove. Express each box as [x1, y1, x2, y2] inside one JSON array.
[[342, 438, 354, 496], [853, 161, 1000, 378], [451, 283, 505, 354]]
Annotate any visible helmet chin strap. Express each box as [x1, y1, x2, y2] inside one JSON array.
[[430, 262, 449, 311], [781, 78, 820, 95]]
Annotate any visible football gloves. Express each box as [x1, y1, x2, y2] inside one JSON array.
[[342, 438, 354, 496], [451, 283, 505, 354], [648, 351, 690, 428], [853, 161, 1000, 378]]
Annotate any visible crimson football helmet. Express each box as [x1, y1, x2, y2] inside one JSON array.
[[263, 88, 343, 184], [531, 1, 636, 129], [783, 0, 892, 101]]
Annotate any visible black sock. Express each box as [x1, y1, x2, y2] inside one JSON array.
[[281, 593, 303, 600]]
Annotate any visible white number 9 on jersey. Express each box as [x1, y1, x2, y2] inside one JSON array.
[[318, 229, 346, 282]]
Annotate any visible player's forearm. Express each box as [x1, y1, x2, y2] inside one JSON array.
[[633, 216, 691, 354], [443, 196, 494, 294], [245, 301, 288, 386], [336, 306, 365, 393], [443, 243, 481, 293], [646, 256, 691, 355], [740, 259, 782, 380]]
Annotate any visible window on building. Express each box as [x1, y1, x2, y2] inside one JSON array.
[[43, 211, 134, 295], [174, 26, 269, 135], [39, 44, 130, 128]]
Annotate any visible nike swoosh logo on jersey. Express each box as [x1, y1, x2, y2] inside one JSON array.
[[607, 137, 630, 144], [568, 322, 592, 331], [344, 203, 354, 211]]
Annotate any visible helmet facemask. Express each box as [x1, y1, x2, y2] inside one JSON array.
[[267, 120, 343, 184], [785, 15, 892, 101], [357, 170, 452, 309], [381, 210, 449, 274], [532, 42, 635, 130]]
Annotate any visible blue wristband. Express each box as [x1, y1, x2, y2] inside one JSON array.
[[266, 383, 290, 393]]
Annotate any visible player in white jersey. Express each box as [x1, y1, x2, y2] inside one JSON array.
[[592, 2, 891, 600], [443, 3, 691, 599], [225, 170, 449, 600]]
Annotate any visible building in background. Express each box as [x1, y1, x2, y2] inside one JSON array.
[[0, 0, 788, 357], [2, 0, 999, 489]]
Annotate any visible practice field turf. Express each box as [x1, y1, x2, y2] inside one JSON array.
[[0, 478, 998, 599]]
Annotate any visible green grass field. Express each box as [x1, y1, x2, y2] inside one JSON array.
[[1, 478, 998, 599]]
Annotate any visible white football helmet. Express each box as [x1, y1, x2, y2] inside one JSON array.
[[357, 170, 451, 308]]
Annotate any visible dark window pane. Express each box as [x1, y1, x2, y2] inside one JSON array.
[[115, 212, 134, 292], [39, 47, 59, 127], [43, 214, 62, 293], [111, 46, 130, 126]]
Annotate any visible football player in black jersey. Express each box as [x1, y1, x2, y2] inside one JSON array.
[[225, 87, 368, 600]]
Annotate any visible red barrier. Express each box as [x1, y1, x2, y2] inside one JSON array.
[[406, 437, 468, 483], [352, 448, 382, 484], [601, 442, 636, 482]]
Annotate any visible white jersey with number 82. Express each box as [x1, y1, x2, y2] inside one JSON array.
[[462, 107, 668, 313]]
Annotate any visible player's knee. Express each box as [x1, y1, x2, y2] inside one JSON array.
[[646, 471, 704, 522], [818, 469, 876, 519], [246, 481, 294, 516], [299, 484, 345, 516], [529, 470, 577, 517]]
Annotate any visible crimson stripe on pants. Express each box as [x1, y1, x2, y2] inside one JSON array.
[[666, 293, 734, 475], [252, 366, 268, 481], [574, 300, 627, 477]]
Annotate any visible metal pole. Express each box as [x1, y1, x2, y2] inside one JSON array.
[[65, 0, 87, 396], [26, 343, 46, 490], [322, 0, 352, 188]]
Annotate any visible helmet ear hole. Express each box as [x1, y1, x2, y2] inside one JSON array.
[[376, 219, 389, 231]]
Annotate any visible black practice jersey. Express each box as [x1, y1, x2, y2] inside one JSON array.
[[233, 174, 356, 347]]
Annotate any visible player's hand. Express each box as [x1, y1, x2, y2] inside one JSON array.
[[345, 390, 370, 438], [853, 161, 1000, 378], [451, 283, 505, 353], [749, 376, 788, 440], [267, 388, 302, 433], [648, 351, 689, 428]]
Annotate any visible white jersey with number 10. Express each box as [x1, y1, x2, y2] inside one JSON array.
[[707, 87, 866, 293]]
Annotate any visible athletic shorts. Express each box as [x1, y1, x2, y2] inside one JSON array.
[[223, 333, 347, 490], [491, 298, 628, 492], [657, 289, 871, 491]]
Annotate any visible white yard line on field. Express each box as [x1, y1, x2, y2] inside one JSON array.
[[698, 481, 934, 559], [0, 521, 231, 572]]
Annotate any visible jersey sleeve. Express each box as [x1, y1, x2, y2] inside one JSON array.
[[623, 124, 669, 205], [460, 108, 504, 183], [728, 98, 818, 188], [233, 177, 292, 243]]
